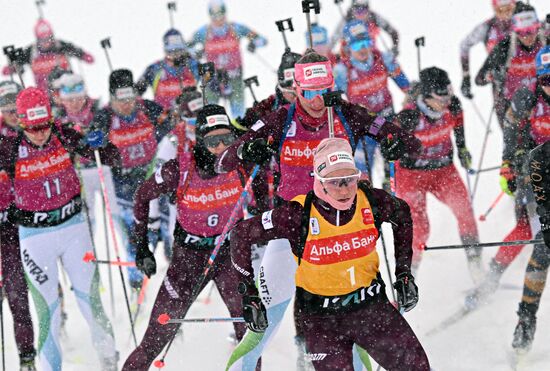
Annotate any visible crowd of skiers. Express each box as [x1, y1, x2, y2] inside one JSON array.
[[0, 0, 549, 370]]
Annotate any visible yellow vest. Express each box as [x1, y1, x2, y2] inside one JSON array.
[[292, 191, 380, 296]]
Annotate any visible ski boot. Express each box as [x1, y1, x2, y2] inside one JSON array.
[[512, 303, 537, 353], [295, 336, 315, 371], [465, 258, 505, 310], [465, 247, 484, 285], [19, 351, 36, 371]]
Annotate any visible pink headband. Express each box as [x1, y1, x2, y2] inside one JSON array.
[[294, 61, 334, 89]]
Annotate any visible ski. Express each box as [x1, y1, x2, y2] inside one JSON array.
[[425, 306, 474, 336]]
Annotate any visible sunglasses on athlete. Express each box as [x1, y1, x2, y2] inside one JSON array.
[[22, 123, 51, 133], [297, 86, 333, 101], [203, 133, 236, 148], [349, 39, 372, 52], [60, 83, 85, 96], [538, 75, 550, 87], [316, 172, 361, 188]]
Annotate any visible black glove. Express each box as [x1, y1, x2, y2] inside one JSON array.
[[540, 214, 550, 249], [461, 76, 473, 99], [458, 147, 472, 170], [393, 272, 418, 312], [247, 40, 256, 53], [237, 138, 275, 165], [238, 282, 268, 332], [135, 246, 157, 278], [380, 135, 404, 161]]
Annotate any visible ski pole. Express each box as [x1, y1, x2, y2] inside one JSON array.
[[275, 18, 294, 51], [243, 76, 259, 105], [478, 190, 505, 221], [131, 276, 149, 324], [100, 38, 114, 72], [94, 150, 138, 347], [471, 106, 495, 200], [167, 2, 176, 29], [469, 100, 492, 132], [414, 37, 425, 77], [158, 313, 245, 325], [154, 164, 262, 369], [252, 52, 277, 74], [3, 46, 26, 87], [424, 239, 544, 251], [83, 251, 137, 267], [472, 165, 500, 174], [35, 0, 45, 19], [322, 90, 343, 138], [302, 0, 321, 50], [2, 46, 15, 82]]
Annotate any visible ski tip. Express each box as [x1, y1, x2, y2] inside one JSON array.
[[153, 359, 165, 369], [158, 313, 171, 325], [82, 251, 96, 263]]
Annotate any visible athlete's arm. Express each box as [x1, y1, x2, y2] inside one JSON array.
[[460, 21, 491, 75], [230, 201, 303, 287], [135, 63, 158, 96], [215, 107, 288, 173], [133, 159, 180, 245], [475, 37, 510, 86], [342, 102, 422, 156]]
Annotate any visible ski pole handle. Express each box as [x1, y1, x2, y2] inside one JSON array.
[[158, 313, 245, 324], [275, 18, 294, 50], [414, 36, 425, 76], [100, 38, 113, 72], [479, 190, 505, 221], [244, 76, 259, 104], [424, 239, 544, 251], [323, 91, 343, 139]]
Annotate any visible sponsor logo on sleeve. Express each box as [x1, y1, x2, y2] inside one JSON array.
[[251, 119, 265, 132], [261, 210, 274, 230]]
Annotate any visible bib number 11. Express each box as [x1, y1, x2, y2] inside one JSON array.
[[43, 178, 61, 199]]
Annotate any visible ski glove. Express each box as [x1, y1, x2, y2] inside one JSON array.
[[136, 246, 157, 278], [242, 295, 268, 333], [247, 40, 256, 53], [85, 130, 104, 149], [499, 162, 517, 196], [461, 76, 473, 99], [393, 272, 418, 312], [458, 147, 472, 170], [380, 135, 404, 161], [237, 138, 276, 165]]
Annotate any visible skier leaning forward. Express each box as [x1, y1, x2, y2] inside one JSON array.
[[0, 87, 119, 371], [122, 104, 261, 370], [216, 51, 422, 370], [231, 138, 430, 370]]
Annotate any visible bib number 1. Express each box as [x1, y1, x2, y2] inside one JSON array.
[[346, 266, 356, 286]]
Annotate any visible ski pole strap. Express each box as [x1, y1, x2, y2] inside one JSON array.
[[424, 239, 544, 251]]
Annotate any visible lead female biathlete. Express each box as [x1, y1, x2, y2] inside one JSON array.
[[231, 138, 430, 370]]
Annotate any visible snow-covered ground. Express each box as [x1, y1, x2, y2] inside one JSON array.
[[1, 0, 549, 370]]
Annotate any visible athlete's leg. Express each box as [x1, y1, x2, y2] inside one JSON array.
[[226, 239, 297, 371], [122, 245, 211, 370], [350, 299, 430, 371], [0, 219, 35, 363], [60, 214, 117, 368], [19, 224, 63, 371]]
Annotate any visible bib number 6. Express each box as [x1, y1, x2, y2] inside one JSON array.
[[207, 214, 219, 227]]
